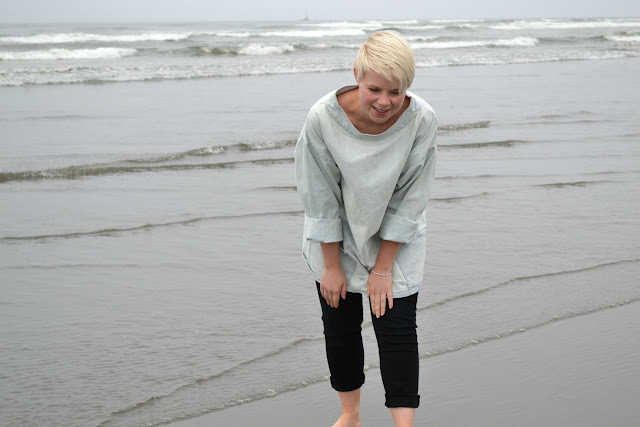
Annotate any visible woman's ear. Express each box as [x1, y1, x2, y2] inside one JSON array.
[[353, 68, 358, 83]]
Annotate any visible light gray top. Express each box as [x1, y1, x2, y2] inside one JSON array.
[[294, 86, 438, 297]]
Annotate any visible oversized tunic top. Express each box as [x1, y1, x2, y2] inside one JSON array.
[[294, 85, 438, 298]]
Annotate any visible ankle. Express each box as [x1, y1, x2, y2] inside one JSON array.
[[332, 411, 361, 427]]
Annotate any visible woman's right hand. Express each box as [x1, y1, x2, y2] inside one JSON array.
[[320, 267, 347, 309]]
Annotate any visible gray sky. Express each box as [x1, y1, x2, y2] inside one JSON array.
[[0, 0, 639, 23]]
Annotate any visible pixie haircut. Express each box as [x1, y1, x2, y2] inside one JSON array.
[[354, 30, 415, 90]]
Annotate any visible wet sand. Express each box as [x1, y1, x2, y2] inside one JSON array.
[[172, 301, 639, 426]]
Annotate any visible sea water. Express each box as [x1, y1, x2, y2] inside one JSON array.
[[1, 18, 639, 426]]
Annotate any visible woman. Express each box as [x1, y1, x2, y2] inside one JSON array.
[[294, 30, 437, 427]]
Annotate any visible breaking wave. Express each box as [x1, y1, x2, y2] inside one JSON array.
[[0, 47, 136, 61], [412, 37, 539, 49], [0, 32, 192, 44]]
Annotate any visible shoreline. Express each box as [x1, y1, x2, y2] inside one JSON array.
[[172, 301, 639, 426]]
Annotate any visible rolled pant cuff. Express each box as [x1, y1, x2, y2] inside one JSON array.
[[330, 373, 365, 393], [385, 393, 420, 408]]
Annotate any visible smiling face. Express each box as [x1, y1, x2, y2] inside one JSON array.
[[355, 69, 407, 128]]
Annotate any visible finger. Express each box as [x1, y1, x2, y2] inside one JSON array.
[[388, 293, 393, 310], [341, 284, 347, 300], [372, 296, 380, 318], [332, 292, 339, 308], [321, 288, 330, 306], [380, 294, 386, 317]]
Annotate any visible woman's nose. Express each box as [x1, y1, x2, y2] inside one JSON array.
[[378, 93, 390, 107]]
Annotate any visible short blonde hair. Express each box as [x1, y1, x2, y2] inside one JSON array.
[[354, 30, 415, 90]]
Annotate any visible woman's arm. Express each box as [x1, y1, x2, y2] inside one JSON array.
[[370, 111, 437, 317], [378, 113, 437, 244], [295, 107, 347, 309], [369, 240, 401, 318]]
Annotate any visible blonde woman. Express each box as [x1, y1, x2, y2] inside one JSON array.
[[295, 31, 437, 427]]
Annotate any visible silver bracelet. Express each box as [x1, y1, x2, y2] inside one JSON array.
[[371, 269, 392, 277]]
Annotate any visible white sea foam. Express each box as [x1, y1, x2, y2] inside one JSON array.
[[305, 43, 361, 50], [379, 20, 420, 25], [302, 19, 445, 31], [431, 19, 486, 23], [412, 37, 539, 49], [605, 34, 640, 43], [302, 19, 421, 30], [300, 21, 384, 30], [1, 19, 638, 87], [258, 28, 366, 38], [404, 35, 440, 42], [415, 50, 635, 68], [0, 47, 137, 61], [490, 19, 640, 30], [237, 43, 296, 55], [400, 25, 447, 30], [0, 32, 191, 44], [3, 48, 635, 87], [0, 61, 346, 86], [448, 24, 478, 29], [206, 28, 367, 38], [209, 31, 252, 38]]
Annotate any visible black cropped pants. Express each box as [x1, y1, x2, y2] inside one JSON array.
[[316, 282, 420, 408]]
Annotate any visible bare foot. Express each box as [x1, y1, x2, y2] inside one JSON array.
[[332, 411, 361, 427]]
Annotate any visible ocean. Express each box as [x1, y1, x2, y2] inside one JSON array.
[[1, 18, 639, 426], [1, 18, 640, 86]]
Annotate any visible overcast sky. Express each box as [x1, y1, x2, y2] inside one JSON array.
[[0, 0, 639, 23]]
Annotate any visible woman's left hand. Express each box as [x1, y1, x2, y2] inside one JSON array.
[[367, 273, 393, 318]]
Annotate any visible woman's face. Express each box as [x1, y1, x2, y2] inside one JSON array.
[[355, 70, 406, 126]]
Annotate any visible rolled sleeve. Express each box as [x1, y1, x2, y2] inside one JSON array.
[[378, 213, 418, 243], [381, 114, 438, 243], [294, 107, 344, 243], [304, 215, 343, 243]]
